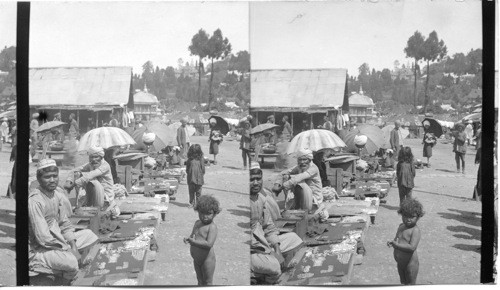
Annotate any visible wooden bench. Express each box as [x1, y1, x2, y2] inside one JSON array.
[[35, 150, 67, 165], [250, 152, 279, 165]]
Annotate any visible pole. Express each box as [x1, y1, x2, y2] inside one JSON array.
[[291, 112, 294, 136]]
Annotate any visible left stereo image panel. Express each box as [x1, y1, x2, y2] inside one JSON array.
[[11, 1, 251, 286]]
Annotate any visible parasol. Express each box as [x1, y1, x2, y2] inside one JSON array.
[[461, 113, 481, 123], [381, 125, 410, 142], [250, 123, 280, 135], [78, 127, 136, 152], [342, 124, 389, 154], [286, 129, 346, 155], [130, 121, 177, 151], [35, 121, 66, 133], [208, 115, 230, 135], [421, 118, 443, 138]]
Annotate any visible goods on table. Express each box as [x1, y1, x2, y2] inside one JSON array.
[[370, 171, 395, 179], [321, 187, 339, 201], [113, 279, 138, 286], [113, 184, 128, 199], [262, 143, 277, 154]]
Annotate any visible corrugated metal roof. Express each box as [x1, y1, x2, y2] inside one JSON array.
[[133, 91, 159, 104], [349, 93, 374, 107], [251, 69, 347, 110], [29, 67, 132, 107]]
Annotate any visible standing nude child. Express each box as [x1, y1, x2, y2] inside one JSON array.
[[387, 198, 424, 285], [184, 195, 221, 285]]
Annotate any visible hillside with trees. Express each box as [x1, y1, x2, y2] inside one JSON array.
[[348, 31, 481, 118]]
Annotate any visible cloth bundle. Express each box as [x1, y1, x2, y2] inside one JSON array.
[[112, 184, 128, 199], [321, 186, 339, 201]]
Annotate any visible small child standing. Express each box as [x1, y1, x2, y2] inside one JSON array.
[[396, 147, 416, 205], [387, 198, 424, 285], [185, 195, 221, 285], [186, 144, 205, 208]]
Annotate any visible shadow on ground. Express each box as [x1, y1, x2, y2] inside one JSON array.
[[452, 243, 481, 252], [380, 204, 400, 211], [447, 225, 481, 241], [438, 208, 481, 228], [203, 186, 247, 196], [413, 189, 473, 201], [435, 168, 458, 173], [169, 201, 191, 208], [222, 165, 244, 171], [227, 205, 249, 218]]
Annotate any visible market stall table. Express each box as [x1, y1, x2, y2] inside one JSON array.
[[250, 152, 279, 165], [71, 214, 159, 286]]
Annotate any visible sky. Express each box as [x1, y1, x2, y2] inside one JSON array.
[[0, 2, 16, 49], [250, 0, 483, 76], [27, 1, 249, 74]]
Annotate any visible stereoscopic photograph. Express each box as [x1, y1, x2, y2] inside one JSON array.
[[0, 0, 496, 287]]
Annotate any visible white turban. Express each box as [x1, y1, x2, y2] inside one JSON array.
[[423, 120, 430, 127], [297, 148, 313, 160], [88, 145, 105, 157], [142, 132, 156, 144], [33, 113, 39, 118], [37, 159, 57, 171], [209, 118, 217, 124], [145, 157, 156, 168], [354, 135, 368, 147]]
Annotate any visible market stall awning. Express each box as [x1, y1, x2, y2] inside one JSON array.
[[29, 66, 133, 108], [250, 69, 347, 112], [0, 110, 16, 120]]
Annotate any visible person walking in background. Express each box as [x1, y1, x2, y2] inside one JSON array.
[[422, 121, 437, 167], [396, 147, 416, 205], [390, 121, 403, 160], [186, 144, 205, 208], [185, 195, 220, 285], [109, 113, 120, 128], [30, 113, 40, 157], [281, 115, 292, 142], [452, 123, 467, 174], [208, 119, 223, 165], [239, 120, 252, 170], [177, 117, 190, 159], [68, 113, 79, 140], [321, 115, 333, 131], [266, 115, 277, 145], [464, 120, 474, 146], [387, 198, 424, 285], [1, 117, 9, 144]]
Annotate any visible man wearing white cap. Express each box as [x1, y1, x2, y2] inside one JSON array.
[[29, 159, 98, 280], [64, 145, 119, 216], [273, 148, 323, 210], [250, 162, 303, 284]]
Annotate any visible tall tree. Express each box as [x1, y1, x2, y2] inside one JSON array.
[[422, 31, 447, 113], [404, 31, 425, 108], [188, 29, 209, 105], [206, 29, 231, 109]]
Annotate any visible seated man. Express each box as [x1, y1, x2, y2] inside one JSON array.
[[273, 149, 323, 211], [250, 163, 303, 283], [29, 159, 98, 281], [64, 145, 119, 217]]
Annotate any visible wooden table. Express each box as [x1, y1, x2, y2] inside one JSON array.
[[250, 152, 279, 164], [35, 150, 67, 165]]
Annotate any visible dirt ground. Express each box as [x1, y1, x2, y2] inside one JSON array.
[[261, 138, 492, 285]]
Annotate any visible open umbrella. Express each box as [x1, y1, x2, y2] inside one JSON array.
[[208, 115, 230, 135], [250, 123, 280, 135], [35, 121, 66, 133], [130, 121, 177, 151], [286, 129, 346, 155], [342, 124, 388, 154], [78, 127, 136, 152], [381, 125, 410, 142], [461, 113, 481, 123], [421, 118, 443, 138]]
